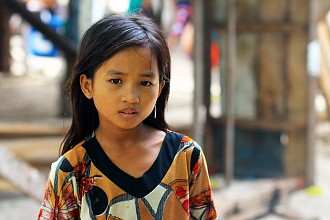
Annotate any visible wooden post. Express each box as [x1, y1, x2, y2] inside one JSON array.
[[0, 0, 11, 73], [305, 0, 319, 186], [192, 0, 211, 146], [225, 0, 236, 187]]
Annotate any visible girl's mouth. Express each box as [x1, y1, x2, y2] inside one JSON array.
[[119, 108, 138, 118]]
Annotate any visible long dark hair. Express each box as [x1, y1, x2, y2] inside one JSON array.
[[61, 13, 171, 155]]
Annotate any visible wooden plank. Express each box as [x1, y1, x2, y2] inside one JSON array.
[[2, 137, 61, 166], [317, 19, 330, 116], [212, 118, 305, 132], [286, 32, 308, 124], [258, 33, 286, 120], [213, 22, 307, 32], [289, 0, 309, 24], [235, 33, 257, 119], [0, 121, 68, 137], [259, 0, 288, 22], [275, 206, 318, 220], [227, 206, 269, 220], [235, 181, 275, 211], [235, 0, 258, 22], [0, 146, 47, 201], [320, 62, 330, 116], [214, 177, 303, 219], [284, 132, 307, 177], [284, 2, 309, 179]]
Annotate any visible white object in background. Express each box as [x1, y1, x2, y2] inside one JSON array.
[[307, 40, 321, 77]]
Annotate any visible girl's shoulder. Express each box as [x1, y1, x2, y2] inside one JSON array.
[[51, 139, 88, 172], [166, 130, 202, 153], [63, 140, 88, 162], [167, 131, 205, 176]]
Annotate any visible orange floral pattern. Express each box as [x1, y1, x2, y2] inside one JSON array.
[[38, 180, 79, 219], [190, 188, 217, 220]]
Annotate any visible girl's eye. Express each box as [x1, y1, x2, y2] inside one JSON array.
[[140, 81, 152, 87], [110, 79, 122, 84]]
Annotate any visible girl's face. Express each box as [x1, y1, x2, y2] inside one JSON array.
[[80, 46, 164, 131]]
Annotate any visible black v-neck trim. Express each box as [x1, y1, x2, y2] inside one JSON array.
[[82, 131, 183, 198]]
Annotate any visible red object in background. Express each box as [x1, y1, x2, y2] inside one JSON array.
[[210, 41, 220, 68]]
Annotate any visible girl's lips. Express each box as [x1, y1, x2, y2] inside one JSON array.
[[119, 108, 138, 119]]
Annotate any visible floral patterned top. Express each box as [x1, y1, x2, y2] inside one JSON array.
[[38, 131, 217, 219]]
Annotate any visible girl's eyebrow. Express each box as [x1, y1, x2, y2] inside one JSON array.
[[140, 71, 156, 78], [107, 70, 156, 78], [107, 69, 125, 76]]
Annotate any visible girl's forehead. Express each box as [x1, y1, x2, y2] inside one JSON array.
[[106, 47, 157, 67], [97, 46, 160, 75], [115, 46, 152, 58]]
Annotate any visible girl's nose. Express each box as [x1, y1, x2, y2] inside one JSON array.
[[122, 86, 140, 104]]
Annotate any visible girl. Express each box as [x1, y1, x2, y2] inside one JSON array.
[[38, 13, 217, 219]]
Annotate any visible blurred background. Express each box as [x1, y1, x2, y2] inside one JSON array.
[[0, 0, 330, 219]]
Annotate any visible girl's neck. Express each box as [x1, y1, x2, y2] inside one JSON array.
[[94, 122, 166, 178], [94, 122, 153, 148]]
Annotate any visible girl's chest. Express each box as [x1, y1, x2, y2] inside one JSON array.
[[103, 145, 161, 179], [79, 162, 191, 220]]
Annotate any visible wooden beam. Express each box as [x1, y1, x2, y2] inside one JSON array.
[[213, 22, 307, 33], [0, 146, 46, 201], [0, 122, 68, 138], [3, 0, 76, 58], [212, 118, 305, 133]]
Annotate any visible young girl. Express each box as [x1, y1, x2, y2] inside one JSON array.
[[38, 13, 217, 220]]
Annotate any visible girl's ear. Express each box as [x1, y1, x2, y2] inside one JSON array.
[[158, 81, 165, 97], [80, 74, 93, 99]]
